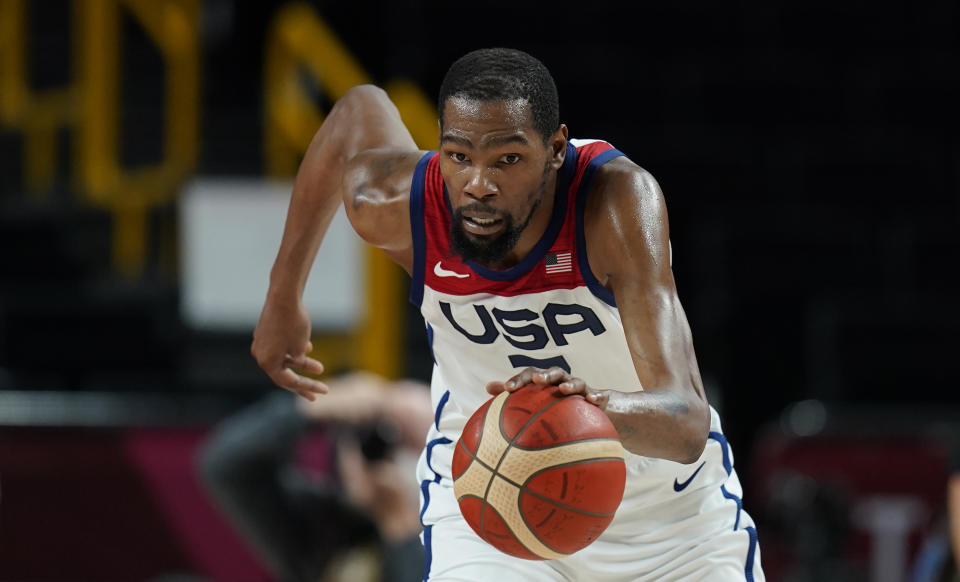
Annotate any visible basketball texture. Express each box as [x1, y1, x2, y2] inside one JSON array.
[[451, 383, 626, 560]]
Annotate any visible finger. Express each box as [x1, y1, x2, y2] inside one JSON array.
[[273, 367, 329, 395], [504, 367, 542, 391], [584, 389, 609, 409], [532, 367, 569, 386], [557, 377, 587, 394], [283, 353, 325, 375], [485, 381, 506, 395]]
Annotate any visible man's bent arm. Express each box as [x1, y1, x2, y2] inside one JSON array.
[[268, 84, 417, 295], [586, 160, 711, 463], [252, 85, 418, 399]]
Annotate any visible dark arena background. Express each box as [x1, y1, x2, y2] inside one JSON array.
[[1, 1, 958, 581]]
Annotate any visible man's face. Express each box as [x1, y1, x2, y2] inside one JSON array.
[[439, 97, 562, 266]]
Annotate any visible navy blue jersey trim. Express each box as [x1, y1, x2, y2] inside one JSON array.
[[433, 389, 450, 431], [409, 151, 436, 307], [721, 484, 743, 530], [454, 141, 578, 281], [575, 148, 625, 307], [422, 524, 434, 581], [709, 430, 733, 475], [426, 323, 436, 364], [420, 390, 452, 581], [708, 431, 761, 581], [745, 526, 759, 582]]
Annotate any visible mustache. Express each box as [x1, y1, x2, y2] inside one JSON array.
[[454, 202, 503, 217]]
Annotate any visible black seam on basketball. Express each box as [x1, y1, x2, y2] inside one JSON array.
[[476, 495, 522, 547], [455, 438, 499, 477], [466, 433, 621, 493], [485, 455, 621, 499], [475, 399, 490, 450], [481, 455, 622, 518], [481, 391, 569, 542], [516, 488, 615, 558], [507, 435, 621, 451], [518, 457, 624, 517], [466, 391, 620, 559], [479, 390, 565, 535], [474, 398, 493, 538], [479, 395, 511, 535], [475, 390, 566, 553], [516, 458, 621, 557], [517, 480, 619, 518], [493, 390, 578, 479], [499, 391, 580, 447]]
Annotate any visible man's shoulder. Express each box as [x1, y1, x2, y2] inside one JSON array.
[[580, 149, 670, 278], [588, 153, 661, 209]]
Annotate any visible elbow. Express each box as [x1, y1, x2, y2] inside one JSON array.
[[324, 84, 399, 162], [678, 435, 707, 465], [675, 399, 710, 464], [331, 84, 390, 126]]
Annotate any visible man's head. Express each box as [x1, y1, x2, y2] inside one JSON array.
[[438, 48, 559, 142], [437, 48, 567, 267]]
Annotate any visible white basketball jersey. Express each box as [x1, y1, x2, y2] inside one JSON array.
[[409, 139, 762, 580]]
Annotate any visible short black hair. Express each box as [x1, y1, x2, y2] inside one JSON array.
[[438, 48, 560, 142]]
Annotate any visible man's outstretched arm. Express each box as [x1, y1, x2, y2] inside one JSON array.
[[252, 85, 419, 400]]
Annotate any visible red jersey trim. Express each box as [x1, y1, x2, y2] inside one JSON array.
[[410, 140, 625, 304]]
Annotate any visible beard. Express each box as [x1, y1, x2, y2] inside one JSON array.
[[450, 198, 541, 266], [449, 162, 551, 266]]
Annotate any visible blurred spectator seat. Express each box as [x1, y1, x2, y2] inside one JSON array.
[[748, 401, 955, 582], [0, 390, 334, 581]]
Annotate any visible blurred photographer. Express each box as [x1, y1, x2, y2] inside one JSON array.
[[198, 371, 431, 582]]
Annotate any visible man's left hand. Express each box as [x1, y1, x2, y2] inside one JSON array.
[[485, 366, 609, 409]]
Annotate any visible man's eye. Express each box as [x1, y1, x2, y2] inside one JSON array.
[[450, 152, 469, 163], [500, 154, 520, 165]]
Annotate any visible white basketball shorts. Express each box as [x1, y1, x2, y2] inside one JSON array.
[[417, 425, 765, 582]]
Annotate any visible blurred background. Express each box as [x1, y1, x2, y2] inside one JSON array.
[[1, 0, 958, 580]]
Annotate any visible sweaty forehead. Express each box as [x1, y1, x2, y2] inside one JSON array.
[[441, 96, 535, 135]]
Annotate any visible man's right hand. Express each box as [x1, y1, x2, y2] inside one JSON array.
[[251, 294, 328, 400]]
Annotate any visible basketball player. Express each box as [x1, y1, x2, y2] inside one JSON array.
[[252, 48, 765, 581]]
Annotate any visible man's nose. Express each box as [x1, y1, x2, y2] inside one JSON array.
[[464, 168, 497, 201]]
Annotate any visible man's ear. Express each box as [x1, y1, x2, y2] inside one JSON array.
[[548, 124, 569, 170]]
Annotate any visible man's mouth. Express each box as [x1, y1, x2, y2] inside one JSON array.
[[462, 213, 504, 235]]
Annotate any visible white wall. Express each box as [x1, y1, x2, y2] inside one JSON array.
[[178, 178, 365, 332]]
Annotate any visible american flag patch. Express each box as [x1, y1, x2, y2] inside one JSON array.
[[545, 251, 572, 274]]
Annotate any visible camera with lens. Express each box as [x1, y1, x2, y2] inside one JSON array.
[[356, 418, 400, 462]]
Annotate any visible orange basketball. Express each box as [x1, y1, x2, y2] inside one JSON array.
[[451, 383, 626, 560]]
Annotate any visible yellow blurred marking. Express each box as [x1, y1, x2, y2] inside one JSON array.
[[265, 2, 438, 379]]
